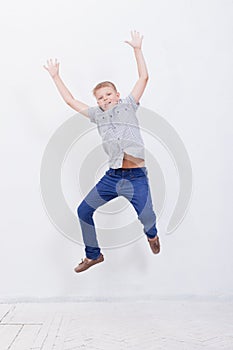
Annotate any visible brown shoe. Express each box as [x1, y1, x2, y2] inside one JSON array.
[[148, 236, 160, 254], [74, 253, 104, 273]]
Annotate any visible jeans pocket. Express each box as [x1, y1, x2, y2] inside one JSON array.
[[107, 169, 114, 177], [136, 174, 148, 184]]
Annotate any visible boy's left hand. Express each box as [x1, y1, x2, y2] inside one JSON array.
[[125, 30, 143, 49]]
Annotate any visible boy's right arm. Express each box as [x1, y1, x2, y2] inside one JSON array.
[[43, 59, 89, 118]]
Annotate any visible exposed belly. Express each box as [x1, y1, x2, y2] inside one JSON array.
[[122, 152, 145, 168]]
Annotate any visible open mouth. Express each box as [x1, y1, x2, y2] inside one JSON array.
[[104, 101, 112, 108]]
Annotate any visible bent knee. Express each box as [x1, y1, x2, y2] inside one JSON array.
[[77, 201, 94, 220]]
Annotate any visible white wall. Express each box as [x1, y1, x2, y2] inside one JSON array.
[[0, 0, 232, 300]]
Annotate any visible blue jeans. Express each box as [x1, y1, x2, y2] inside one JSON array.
[[77, 167, 158, 259]]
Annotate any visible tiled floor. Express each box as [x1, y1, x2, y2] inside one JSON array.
[[0, 299, 232, 349]]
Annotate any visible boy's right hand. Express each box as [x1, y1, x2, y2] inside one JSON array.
[[43, 58, 59, 78]]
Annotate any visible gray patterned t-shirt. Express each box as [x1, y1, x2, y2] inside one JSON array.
[[88, 94, 145, 169]]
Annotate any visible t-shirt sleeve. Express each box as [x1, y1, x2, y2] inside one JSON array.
[[87, 106, 98, 123], [125, 94, 140, 111]]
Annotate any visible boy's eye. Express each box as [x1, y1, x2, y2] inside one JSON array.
[[107, 93, 112, 96]]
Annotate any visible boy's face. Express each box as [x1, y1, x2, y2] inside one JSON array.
[[94, 87, 120, 111]]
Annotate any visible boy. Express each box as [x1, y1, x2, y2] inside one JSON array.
[[43, 31, 160, 273]]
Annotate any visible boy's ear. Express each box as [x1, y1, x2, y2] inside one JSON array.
[[116, 92, 120, 98]]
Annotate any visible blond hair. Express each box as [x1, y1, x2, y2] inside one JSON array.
[[92, 81, 117, 96]]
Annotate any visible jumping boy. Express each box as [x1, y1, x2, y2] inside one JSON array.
[[43, 30, 160, 273]]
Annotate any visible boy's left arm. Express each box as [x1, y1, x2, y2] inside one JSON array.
[[125, 31, 149, 104]]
